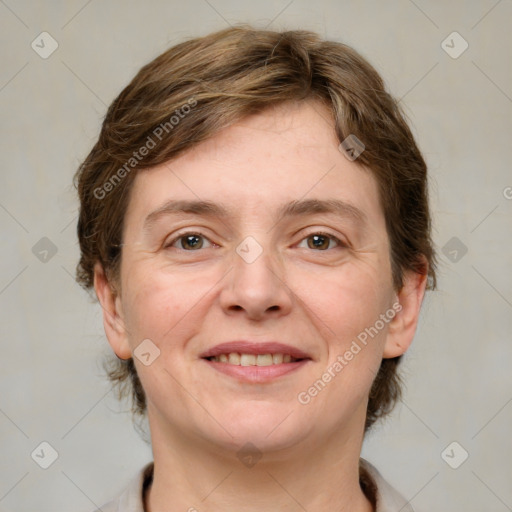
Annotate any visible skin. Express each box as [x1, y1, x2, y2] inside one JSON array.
[[94, 99, 427, 512]]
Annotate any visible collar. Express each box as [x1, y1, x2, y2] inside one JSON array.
[[99, 458, 414, 512]]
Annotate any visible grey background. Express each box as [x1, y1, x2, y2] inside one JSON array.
[[1, 1, 511, 511]]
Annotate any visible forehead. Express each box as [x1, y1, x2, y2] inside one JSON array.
[[123, 100, 385, 233]]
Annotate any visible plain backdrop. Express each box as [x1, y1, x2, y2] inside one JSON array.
[[1, 1, 511, 511]]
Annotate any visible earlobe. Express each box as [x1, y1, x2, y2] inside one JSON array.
[[93, 262, 132, 360], [383, 268, 428, 359]]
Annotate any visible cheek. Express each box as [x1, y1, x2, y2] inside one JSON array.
[[121, 265, 191, 343], [294, 261, 391, 345], [121, 261, 222, 352]]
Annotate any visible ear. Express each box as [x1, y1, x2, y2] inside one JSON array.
[[93, 262, 132, 360], [383, 266, 428, 359]]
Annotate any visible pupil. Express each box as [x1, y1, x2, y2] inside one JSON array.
[[310, 235, 327, 250], [185, 235, 202, 249]]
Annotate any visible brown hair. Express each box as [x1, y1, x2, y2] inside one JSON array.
[[74, 25, 437, 432]]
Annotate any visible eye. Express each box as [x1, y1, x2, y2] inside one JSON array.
[[297, 232, 346, 251], [164, 231, 345, 252], [165, 232, 214, 251]]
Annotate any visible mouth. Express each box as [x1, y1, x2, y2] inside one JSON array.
[[204, 353, 304, 365], [200, 341, 312, 383]]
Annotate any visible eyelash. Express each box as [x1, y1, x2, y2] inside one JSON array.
[[164, 231, 347, 251]]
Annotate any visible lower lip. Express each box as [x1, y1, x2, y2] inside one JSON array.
[[202, 358, 310, 382]]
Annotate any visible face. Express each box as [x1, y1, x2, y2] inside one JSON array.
[[97, 100, 421, 457]]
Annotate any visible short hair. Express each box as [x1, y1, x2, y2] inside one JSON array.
[[74, 25, 437, 432]]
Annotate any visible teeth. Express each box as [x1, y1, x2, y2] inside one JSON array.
[[240, 354, 256, 366], [210, 353, 300, 365], [228, 353, 241, 365], [256, 354, 273, 366], [272, 353, 283, 364]]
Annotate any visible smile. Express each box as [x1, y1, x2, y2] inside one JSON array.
[[205, 353, 302, 365], [202, 354, 310, 383]]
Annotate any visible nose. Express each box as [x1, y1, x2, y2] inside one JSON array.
[[219, 238, 293, 321]]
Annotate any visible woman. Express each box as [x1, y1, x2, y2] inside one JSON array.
[[75, 25, 436, 512]]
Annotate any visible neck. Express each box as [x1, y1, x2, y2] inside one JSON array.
[[145, 410, 374, 512]]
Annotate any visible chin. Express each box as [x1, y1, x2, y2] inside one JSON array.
[[208, 404, 311, 452]]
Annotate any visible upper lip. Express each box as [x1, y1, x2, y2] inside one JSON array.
[[200, 341, 312, 360]]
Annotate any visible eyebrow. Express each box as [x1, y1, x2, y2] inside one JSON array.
[[142, 198, 368, 232]]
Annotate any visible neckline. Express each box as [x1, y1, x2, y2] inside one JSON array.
[[140, 460, 377, 511]]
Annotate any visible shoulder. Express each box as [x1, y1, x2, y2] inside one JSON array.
[[360, 458, 415, 512], [93, 461, 154, 512]]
